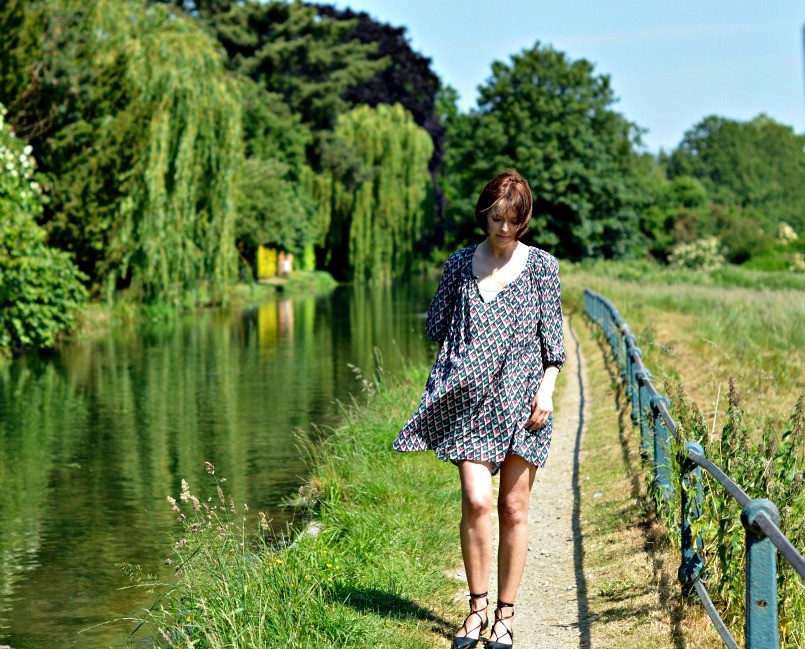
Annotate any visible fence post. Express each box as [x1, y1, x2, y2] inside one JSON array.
[[635, 368, 653, 456], [623, 333, 636, 386], [741, 499, 780, 649], [678, 441, 704, 594], [651, 394, 673, 508], [629, 348, 643, 424]]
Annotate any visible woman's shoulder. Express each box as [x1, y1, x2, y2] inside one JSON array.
[[526, 246, 560, 273], [444, 244, 478, 270]]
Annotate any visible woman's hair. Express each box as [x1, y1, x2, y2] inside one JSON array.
[[474, 170, 533, 240]]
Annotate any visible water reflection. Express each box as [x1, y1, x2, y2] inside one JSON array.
[[0, 279, 436, 648]]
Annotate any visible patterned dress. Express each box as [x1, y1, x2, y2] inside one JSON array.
[[393, 244, 566, 470]]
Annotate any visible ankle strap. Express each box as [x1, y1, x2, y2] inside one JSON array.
[[495, 600, 515, 619], [469, 591, 488, 600]]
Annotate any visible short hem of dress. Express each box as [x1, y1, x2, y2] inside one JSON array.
[[392, 444, 547, 474]]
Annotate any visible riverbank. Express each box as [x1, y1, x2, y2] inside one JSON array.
[[74, 270, 339, 343], [133, 363, 466, 647]]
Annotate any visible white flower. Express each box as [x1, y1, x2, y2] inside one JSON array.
[[777, 222, 798, 243], [23, 145, 32, 156]]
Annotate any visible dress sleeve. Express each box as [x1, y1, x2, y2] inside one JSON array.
[[425, 253, 461, 343], [538, 254, 566, 371]]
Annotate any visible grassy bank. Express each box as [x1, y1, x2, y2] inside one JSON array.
[[562, 261, 804, 429], [130, 364, 468, 648], [562, 264, 804, 648], [572, 309, 724, 648], [74, 271, 338, 342]]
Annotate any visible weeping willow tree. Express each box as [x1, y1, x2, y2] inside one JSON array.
[[3, 0, 242, 304], [317, 103, 433, 281], [99, 1, 242, 303]]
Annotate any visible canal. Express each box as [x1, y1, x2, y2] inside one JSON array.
[[0, 279, 437, 648]]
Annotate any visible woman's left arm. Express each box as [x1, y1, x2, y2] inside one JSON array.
[[537, 255, 567, 373], [526, 255, 566, 431]]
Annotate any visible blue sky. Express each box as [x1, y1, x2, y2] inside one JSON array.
[[329, 0, 804, 152]]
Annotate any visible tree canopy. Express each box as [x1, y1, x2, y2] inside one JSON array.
[[441, 43, 648, 259], [667, 114, 805, 233], [316, 103, 433, 281], [3, 0, 243, 304]]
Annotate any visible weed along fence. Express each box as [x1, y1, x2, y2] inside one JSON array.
[[583, 288, 805, 649]]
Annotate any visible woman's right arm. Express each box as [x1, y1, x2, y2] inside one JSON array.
[[425, 254, 460, 343]]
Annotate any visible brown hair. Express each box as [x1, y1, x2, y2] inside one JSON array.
[[474, 170, 533, 240]]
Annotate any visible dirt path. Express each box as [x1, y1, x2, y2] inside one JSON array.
[[485, 318, 590, 648]]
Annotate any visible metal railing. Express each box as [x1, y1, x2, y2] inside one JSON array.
[[583, 288, 805, 649]]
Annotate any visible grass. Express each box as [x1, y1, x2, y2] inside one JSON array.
[[73, 271, 339, 340], [126, 364, 468, 648], [572, 309, 725, 648], [562, 261, 804, 430], [562, 261, 805, 648]]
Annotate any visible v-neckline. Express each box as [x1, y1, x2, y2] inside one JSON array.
[[469, 243, 533, 304]]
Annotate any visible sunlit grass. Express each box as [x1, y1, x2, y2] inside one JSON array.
[[562, 261, 804, 429], [125, 365, 463, 648]]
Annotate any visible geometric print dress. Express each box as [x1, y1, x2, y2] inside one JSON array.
[[393, 243, 566, 471]]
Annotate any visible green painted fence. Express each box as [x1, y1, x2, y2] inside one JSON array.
[[584, 288, 805, 649]]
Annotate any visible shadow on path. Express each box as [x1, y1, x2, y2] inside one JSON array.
[[567, 314, 592, 649]]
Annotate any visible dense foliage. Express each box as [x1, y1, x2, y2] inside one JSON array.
[[2, 0, 243, 305], [0, 0, 801, 346], [0, 103, 86, 353], [667, 115, 805, 233], [439, 43, 649, 260], [316, 104, 434, 281]]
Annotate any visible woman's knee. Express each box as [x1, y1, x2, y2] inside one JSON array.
[[463, 489, 493, 517], [498, 497, 528, 527]]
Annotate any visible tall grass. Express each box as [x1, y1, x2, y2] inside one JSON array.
[[564, 262, 804, 428], [571, 261, 804, 646], [668, 384, 804, 647], [124, 365, 463, 648]]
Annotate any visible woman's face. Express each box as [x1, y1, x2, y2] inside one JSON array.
[[486, 208, 520, 249]]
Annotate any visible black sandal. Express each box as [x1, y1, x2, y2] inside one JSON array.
[[484, 600, 514, 648], [452, 591, 489, 648]]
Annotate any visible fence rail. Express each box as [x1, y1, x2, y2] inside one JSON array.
[[583, 288, 805, 649]]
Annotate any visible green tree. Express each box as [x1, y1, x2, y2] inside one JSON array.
[[233, 77, 318, 271], [667, 114, 805, 233], [202, 0, 388, 133], [5, 0, 243, 304], [442, 42, 648, 260], [0, 103, 86, 354], [316, 104, 434, 281]]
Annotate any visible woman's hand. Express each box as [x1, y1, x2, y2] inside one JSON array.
[[526, 366, 559, 431], [526, 387, 553, 431]]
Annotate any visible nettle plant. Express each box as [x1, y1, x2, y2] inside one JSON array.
[[0, 102, 87, 354], [666, 381, 804, 646]]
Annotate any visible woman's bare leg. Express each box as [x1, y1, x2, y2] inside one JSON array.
[[492, 453, 537, 643], [455, 460, 495, 639]]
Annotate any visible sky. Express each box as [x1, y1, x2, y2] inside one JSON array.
[[328, 0, 804, 153]]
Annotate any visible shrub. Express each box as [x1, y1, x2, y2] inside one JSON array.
[[668, 236, 726, 270], [0, 103, 87, 354]]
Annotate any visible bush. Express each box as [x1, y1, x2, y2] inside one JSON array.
[[668, 236, 726, 270], [0, 103, 87, 354]]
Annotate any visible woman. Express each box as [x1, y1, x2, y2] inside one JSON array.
[[393, 170, 566, 648]]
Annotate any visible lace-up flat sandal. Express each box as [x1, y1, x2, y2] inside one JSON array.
[[484, 600, 514, 648], [452, 591, 489, 648]]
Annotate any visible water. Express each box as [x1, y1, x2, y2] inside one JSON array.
[[0, 280, 437, 648]]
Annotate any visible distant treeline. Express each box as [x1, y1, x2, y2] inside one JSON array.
[[0, 0, 803, 353]]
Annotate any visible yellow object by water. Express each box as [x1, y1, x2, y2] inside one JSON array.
[[257, 245, 278, 278]]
